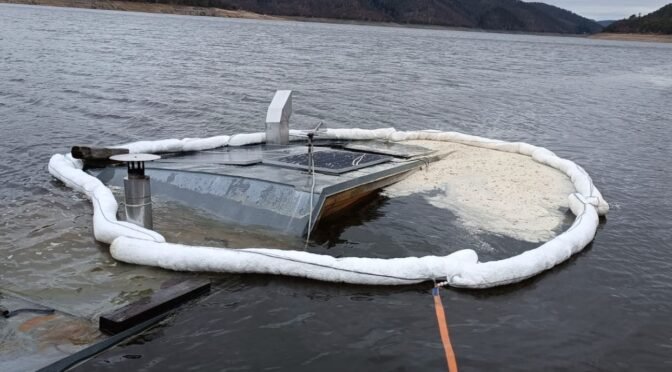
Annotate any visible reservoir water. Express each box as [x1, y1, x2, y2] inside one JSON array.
[[1, 4, 671, 371]]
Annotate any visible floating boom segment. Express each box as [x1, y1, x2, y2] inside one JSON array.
[[48, 128, 608, 289]]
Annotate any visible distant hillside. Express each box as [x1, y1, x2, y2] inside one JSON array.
[[125, 0, 603, 34], [597, 20, 616, 27], [524, 2, 603, 33], [605, 4, 672, 34]]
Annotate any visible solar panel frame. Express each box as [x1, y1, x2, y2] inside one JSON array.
[[263, 150, 392, 175]]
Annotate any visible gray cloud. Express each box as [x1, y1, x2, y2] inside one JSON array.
[[528, 0, 670, 20]]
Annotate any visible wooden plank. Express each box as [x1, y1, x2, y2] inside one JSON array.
[[99, 279, 211, 335], [316, 151, 454, 223], [71, 146, 129, 160], [319, 168, 416, 220], [71, 146, 130, 169]]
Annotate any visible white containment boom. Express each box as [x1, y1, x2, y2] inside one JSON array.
[[48, 126, 609, 289], [265, 90, 292, 145]]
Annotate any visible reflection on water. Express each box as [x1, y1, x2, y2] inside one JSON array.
[[1, 3, 672, 371]]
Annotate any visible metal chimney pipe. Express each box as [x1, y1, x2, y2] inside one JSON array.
[[109, 153, 161, 229], [265, 90, 292, 145]]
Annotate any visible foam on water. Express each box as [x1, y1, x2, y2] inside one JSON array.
[[384, 140, 574, 242]]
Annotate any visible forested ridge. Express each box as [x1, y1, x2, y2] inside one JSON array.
[[125, 0, 603, 34], [605, 4, 672, 34]]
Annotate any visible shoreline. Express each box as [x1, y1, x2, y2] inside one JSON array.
[[588, 32, 672, 43], [0, 0, 280, 20], [2, 1, 672, 44]]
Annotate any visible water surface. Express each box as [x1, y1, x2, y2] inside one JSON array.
[[1, 4, 672, 371]]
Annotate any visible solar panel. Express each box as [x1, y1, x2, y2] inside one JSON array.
[[264, 150, 391, 175]]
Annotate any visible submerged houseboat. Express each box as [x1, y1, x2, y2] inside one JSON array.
[[82, 90, 438, 236]]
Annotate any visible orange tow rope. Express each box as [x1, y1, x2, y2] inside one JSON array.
[[433, 286, 458, 372]]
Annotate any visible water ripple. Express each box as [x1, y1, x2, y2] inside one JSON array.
[[1, 4, 672, 371]]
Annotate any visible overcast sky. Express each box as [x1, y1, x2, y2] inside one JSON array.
[[528, 0, 670, 20]]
